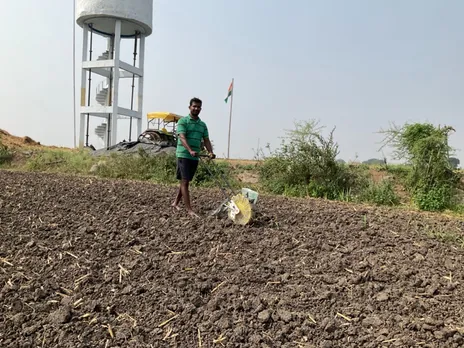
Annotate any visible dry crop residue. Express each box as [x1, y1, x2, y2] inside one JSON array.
[[1, 171, 464, 348]]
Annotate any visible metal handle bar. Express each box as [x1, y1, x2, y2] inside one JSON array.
[[198, 155, 235, 199]]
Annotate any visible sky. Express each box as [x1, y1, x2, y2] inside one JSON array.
[[0, 0, 462, 162]]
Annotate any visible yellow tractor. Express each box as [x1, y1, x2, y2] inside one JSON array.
[[141, 112, 182, 146]]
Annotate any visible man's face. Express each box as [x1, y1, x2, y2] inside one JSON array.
[[189, 102, 202, 117]]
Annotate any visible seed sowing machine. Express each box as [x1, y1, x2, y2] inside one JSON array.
[[200, 155, 258, 225]]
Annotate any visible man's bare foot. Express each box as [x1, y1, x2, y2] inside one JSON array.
[[171, 203, 181, 211], [188, 210, 200, 218]]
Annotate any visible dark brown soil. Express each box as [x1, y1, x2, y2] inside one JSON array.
[[1, 171, 464, 348]]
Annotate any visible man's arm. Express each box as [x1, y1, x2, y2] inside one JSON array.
[[203, 124, 213, 154], [203, 137, 213, 153], [202, 124, 214, 157], [178, 133, 192, 152], [203, 137, 215, 158]]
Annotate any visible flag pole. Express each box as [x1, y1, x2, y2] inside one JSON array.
[[227, 78, 234, 159]]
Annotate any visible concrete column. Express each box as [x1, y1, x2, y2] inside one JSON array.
[[110, 20, 121, 146], [79, 26, 89, 148], [137, 35, 145, 136], [105, 37, 111, 105]]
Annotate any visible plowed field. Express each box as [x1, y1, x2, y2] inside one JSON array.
[[1, 171, 464, 348]]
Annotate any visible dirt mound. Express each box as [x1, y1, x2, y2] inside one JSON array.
[[1, 171, 464, 347], [0, 128, 10, 136], [23, 136, 39, 145], [0, 128, 41, 148]]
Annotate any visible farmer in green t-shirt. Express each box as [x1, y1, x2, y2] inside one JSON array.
[[172, 97, 215, 217]]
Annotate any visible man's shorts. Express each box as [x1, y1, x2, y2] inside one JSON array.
[[176, 158, 199, 181]]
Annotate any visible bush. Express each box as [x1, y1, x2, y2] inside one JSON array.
[[259, 120, 368, 199], [0, 138, 13, 165], [259, 157, 294, 195], [413, 184, 453, 211], [359, 179, 400, 206], [380, 122, 461, 211]]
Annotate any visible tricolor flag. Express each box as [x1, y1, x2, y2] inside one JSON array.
[[224, 79, 233, 103]]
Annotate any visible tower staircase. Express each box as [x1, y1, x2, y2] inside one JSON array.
[[93, 50, 133, 144]]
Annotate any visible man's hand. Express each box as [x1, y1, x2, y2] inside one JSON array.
[[189, 150, 198, 158], [208, 153, 216, 159]]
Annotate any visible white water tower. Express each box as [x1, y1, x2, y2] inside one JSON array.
[[76, 0, 153, 148]]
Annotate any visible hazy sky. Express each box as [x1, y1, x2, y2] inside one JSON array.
[[0, 0, 462, 161]]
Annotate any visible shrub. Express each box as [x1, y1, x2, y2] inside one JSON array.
[[380, 122, 461, 211], [259, 120, 368, 199], [0, 138, 13, 165], [413, 184, 453, 211], [359, 179, 400, 206]]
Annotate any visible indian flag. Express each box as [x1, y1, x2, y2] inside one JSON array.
[[224, 79, 233, 103]]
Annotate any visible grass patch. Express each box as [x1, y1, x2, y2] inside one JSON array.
[[452, 204, 464, 214], [19, 147, 238, 189], [94, 151, 177, 183], [235, 163, 256, 171], [378, 164, 412, 183], [25, 149, 96, 173], [358, 179, 400, 206], [425, 226, 464, 248]]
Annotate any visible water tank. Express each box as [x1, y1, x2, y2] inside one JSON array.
[[76, 0, 153, 37]]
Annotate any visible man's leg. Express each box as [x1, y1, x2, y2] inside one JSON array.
[[180, 179, 197, 216], [182, 159, 199, 217], [172, 159, 183, 210], [172, 158, 199, 217], [172, 187, 182, 210]]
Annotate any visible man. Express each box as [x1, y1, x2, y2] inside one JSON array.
[[172, 97, 215, 217]]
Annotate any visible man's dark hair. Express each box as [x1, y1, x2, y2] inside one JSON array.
[[190, 97, 202, 106]]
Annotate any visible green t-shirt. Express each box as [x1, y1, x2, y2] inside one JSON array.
[[176, 115, 209, 160]]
